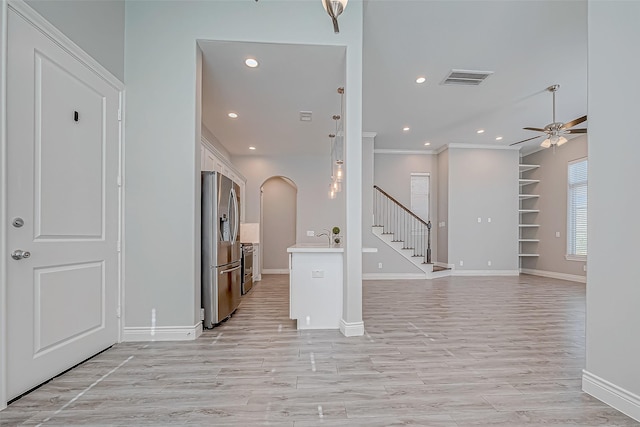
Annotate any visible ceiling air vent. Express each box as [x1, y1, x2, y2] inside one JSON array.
[[441, 69, 493, 86], [299, 111, 312, 122]]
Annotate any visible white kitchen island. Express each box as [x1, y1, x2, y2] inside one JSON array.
[[287, 244, 343, 330]]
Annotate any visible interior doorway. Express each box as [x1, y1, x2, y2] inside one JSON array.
[[260, 177, 297, 273]]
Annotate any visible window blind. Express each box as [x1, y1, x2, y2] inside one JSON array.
[[568, 159, 588, 256]]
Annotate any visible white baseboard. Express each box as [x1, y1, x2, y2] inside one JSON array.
[[339, 319, 364, 337], [451, 269, 519, 277], [363, 273, 426, 280], [262, 269, 289, 275], [520, 268, 586, 283], [583, 369, 640, 422], [123, 323, 203, 342]]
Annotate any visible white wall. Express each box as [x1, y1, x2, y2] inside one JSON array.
[[437, 148, 449, 264], [261, 177, 297, 270], [25, 0, 125, 81], [521, 136, 588, 278], [232, 155, 345, 245], [124, 1, 363, 330], [448, 147, 519, 272], [583, 2, 640, 420]]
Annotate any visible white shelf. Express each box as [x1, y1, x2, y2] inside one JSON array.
[[519, 194, 540, 200], [519, 179, 540, 187], [519, 239, 540, 242], [519, 253, 540, 257], [519, 164, 540, 172], [519, 224, 540, 228], [519, 209, 540, 214]]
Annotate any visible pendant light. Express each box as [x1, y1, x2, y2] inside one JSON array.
[[322, 0, 348, 33]]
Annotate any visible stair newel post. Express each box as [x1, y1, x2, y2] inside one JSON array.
[[426, 220, 432, 264]]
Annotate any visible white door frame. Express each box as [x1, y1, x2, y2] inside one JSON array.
[[0, 0, 125, 410]]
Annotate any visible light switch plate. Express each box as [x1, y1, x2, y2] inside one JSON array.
[[311, 270, 324, 278], [307, 230, 315, 237]]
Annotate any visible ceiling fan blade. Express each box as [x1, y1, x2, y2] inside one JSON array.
[[523, 127, 546, 132], [566, 128, 587, 134], [509, 135, 543, 146], [561, 115, 587, 129]]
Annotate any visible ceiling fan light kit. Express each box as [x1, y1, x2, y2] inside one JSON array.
[[322, 0, 348, 33], [510, 84, 587, 149]]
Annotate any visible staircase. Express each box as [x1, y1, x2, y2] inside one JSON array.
[[372, 185, 451, 279]]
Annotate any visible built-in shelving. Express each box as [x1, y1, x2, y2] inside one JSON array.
[[519, 162, 540, 260], [519, 164, 540, 173], [519, 179, 540, 187]]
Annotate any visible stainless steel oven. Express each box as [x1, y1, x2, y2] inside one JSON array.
[[241, 243, 254, 295]]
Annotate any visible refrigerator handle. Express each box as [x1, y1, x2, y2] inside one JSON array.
[[219, 265, 241, 275], [230, 186, 239, 244]]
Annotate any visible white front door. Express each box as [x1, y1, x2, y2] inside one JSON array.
[[6, 9, 120, 399]]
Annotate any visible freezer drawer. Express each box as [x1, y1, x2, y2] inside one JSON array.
[[202, 260, 241, 328]]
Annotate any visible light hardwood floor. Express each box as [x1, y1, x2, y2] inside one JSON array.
[[1, 274, 638, 426]]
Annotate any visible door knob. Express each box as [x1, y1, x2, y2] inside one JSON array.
[[11, 250, 31, 260]]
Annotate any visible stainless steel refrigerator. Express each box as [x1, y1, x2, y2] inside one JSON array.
[[201, 171, 241, 328]]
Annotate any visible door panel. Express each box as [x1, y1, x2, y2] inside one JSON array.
[[36, 52, 105, 239], [6, 10, 119, 399]]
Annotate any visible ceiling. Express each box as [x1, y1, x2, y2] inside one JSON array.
[[200, 1, 587, 157]]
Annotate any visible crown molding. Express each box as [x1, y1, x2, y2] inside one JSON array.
[[362, 131, 377, 139], [374, 149, 435, 155], [447, 143, 521, 151]]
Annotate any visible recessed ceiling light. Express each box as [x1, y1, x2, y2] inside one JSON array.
[[477, 129, 485, 134], [424, 142, 431, 146], [245, 58, 259, 68], [495, 136, 503, 141], [228, 112, 238, 119], [249, 146, 256, 150], [416, 76, 426, 84], [403, 127, 410, 132]]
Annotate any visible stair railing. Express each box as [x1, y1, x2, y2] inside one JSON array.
[[373, 185, 432, 263]]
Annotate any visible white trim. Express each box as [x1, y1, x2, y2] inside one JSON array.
[[374, 149, 435, 155], [339, 319, 364, 337], [262, 269, 290, 275], [362, 131, 377, 139], [447, 143, 520, 151], [8, 0, 123, 91], [363, 273, 426, 280], [200, 135, 246, 183], [520, 268, 586, 283], [123, 323, 203, 342], [0, 0, 8, 411], [565, 254, 587, 262], [583, 370, 640, 422], [452, 270, 520, 276], [118, 90, 126, 344], [435, 145, 448, 155]]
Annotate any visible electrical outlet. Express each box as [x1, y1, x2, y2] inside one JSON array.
[[555, 231, 560, 238], [583, 265, 587, 272], [311, 270, 324, 278], [488, 217, 492, 223], [307, 230, 315, 237], [477, 217, 482, 223], [459, 260, 464, 267], [487, 261, 492, 266], [200, 308, 205, 321], [378, 262, 383, 269]]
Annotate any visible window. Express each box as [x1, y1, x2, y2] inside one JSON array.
[[567, 158, 587, 259], [410, 173, 430, 222]]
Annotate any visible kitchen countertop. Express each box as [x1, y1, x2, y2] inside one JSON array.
[[286, 244, 378, 253]]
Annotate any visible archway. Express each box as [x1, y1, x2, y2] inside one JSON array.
[[260, 176, 298, 273]]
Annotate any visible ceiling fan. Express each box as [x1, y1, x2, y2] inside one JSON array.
[[510, 84, 587, 148]]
